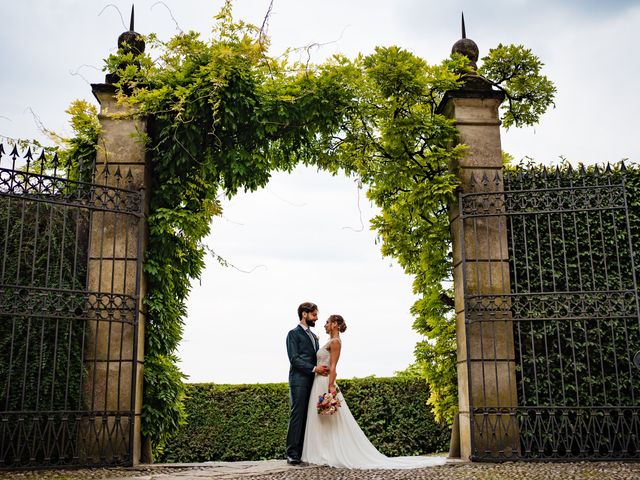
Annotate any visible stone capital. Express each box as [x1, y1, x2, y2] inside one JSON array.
[[437, 87, 505, 118], [91, 83, 138, 117]]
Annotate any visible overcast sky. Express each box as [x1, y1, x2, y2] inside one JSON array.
[[2, 1, 639, 384]]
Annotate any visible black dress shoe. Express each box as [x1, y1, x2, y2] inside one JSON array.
[[286, 457, 301, 465]]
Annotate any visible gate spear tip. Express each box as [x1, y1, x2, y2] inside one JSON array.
[[9, 144, 18, 160], [37, 148, 47, 166], [462, 12, 466, 39]]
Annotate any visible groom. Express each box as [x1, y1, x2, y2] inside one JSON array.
[[285, 302, 329, 465]]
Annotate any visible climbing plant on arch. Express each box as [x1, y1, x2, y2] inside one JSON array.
[[100, 2, 555, 454]]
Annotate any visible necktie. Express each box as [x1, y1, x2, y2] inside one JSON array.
[[306, 328, 316, 350]]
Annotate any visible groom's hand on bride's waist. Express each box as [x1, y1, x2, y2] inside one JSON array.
[[314, 365, 329, 376]]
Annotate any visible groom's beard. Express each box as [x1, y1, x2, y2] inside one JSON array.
[[307, 320, 316, 327]]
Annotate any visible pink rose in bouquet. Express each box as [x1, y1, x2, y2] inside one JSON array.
[[317, 390, 341, 415]]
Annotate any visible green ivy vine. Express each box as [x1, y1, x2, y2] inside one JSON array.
[[98, 1, 555, 455]]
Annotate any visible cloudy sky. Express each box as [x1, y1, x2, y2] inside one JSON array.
[[2, 1, 639, 384]]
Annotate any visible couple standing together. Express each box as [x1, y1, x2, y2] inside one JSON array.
[[284, 302, 446, 469]]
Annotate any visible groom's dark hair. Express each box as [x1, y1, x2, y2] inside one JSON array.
[[298, 302, 318, 320]]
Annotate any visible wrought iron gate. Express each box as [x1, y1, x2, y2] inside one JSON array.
[[0, 144, 144, 468], [460, 165, 640, 460]]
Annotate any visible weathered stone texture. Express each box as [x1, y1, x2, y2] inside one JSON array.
[[83, 84, 148, 465], [444, 90, 518, 461]]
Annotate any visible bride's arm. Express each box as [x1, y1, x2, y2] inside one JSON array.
[[328, 339, 341, 394]]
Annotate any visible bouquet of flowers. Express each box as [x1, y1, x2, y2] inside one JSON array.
[[317, 389, 341, 415]]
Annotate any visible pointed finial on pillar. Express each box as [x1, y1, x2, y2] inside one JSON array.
[[130, 4, 135, 31], [117, 4, 144, 56], [452, 12, 478, 70], [462, 12, 466, 39], [104, 3, 145, 85], [436, 12, 503, 112]]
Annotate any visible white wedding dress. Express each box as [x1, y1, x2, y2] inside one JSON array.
[[301, 342, 447, 469]]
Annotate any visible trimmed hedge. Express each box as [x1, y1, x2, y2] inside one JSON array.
[[160, 377, 450, 462]]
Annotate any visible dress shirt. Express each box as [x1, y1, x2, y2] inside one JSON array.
[[299, 322, 317, 372]]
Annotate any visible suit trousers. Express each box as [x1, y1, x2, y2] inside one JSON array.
[[286, 384, 312, 460]]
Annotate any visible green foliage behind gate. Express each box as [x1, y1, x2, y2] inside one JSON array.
[[506, 163, 639, 408], [0, 198, 88, 413], [503, 162, 640, 458]]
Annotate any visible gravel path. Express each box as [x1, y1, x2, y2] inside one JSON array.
[[1, 461, 640, 480], [253, 463, 639, 480]]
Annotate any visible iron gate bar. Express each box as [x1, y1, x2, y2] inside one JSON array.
[[459, 167, 640, 461], [129, 185, 144, 472], [621, 174, 640, 377], [0, 143, 144, 468], [0, 286, 138, 321], [465, 291, 639, 321]]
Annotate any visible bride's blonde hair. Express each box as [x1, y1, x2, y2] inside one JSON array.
[[328, 314, 347, 333]]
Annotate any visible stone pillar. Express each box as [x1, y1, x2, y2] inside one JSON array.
[[439, 32, 518, 461], [80, 13, 149, 465], [82, 82, 148, 465]]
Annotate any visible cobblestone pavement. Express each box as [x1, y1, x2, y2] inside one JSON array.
[[2, 460, 640, 480]]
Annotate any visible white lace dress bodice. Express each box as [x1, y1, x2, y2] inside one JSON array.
[[315, 344, 331, 367], [301, 343, 446, 469]]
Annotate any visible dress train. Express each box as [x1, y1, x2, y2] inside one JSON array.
[[301, 344, 446, 469]]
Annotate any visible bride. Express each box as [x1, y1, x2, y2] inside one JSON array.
[[301, 314, 446, 469]]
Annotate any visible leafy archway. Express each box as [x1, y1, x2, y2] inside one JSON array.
[[91, 1, 555, 454]]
